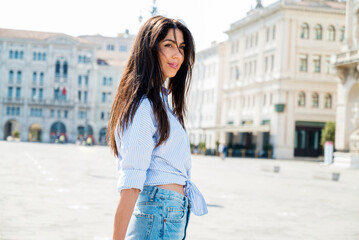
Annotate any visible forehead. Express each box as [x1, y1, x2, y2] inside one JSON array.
[[163, 28, 184, 43]]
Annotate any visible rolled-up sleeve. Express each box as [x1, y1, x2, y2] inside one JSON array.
[[114, 98, 156, 192]]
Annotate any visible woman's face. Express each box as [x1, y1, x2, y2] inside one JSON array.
[[158, 28, 185, 80]]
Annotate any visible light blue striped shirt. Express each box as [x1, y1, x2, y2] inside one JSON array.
[[114, 89, 208, 216]]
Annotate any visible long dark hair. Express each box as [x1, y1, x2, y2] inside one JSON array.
[[107, 16, 195, 156]]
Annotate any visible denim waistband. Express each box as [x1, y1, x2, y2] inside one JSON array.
[[142, 186, 188, 203]]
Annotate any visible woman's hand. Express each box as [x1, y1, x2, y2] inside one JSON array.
[[113, 188, 140, 240]]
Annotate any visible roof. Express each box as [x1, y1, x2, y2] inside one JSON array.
[[286, 0, 346, 10], [0, 28, 93, 44]]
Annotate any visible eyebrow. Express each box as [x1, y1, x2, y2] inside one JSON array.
[[163, 39, 185, 45]]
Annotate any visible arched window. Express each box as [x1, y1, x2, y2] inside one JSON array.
[[315, 24, 323, 40], [301, 23, 309, 39], [40, 72, 44, 84], [33, 72, 37, 84], [328, 25, 335, 41], [340, 26, 345, 42], [63, 61, 68, 78], [9, 70, 14, 82], [324, 93, 332, 108], [312, 93, 319, 108], [55, 61, 60, 78], [17, 71, 22, 83], [14, 51, 19, 59], [9, 50, 13, 59], [298, 92, 305, 107], [20, 51, 24, 59]]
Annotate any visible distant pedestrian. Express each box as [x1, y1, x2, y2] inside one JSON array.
[[107, 16, 208, 240], [218, 143, 226, 160]]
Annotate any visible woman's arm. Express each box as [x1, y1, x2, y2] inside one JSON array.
[[113, 188, 140, 240]]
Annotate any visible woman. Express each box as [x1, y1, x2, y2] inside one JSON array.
[[107, 16, 208, 240]]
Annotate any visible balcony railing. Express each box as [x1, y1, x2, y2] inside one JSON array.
[[3, 97, 24, 104]]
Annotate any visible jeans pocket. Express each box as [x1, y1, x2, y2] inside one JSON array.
[[163, 216, 186, 240], [126, 213, 154, 240], [166, 207, 185, 220]]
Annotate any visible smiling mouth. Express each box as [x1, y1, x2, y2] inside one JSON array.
[[168, 63, 179, 69]]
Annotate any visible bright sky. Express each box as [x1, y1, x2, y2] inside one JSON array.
[[0, 0, 277, 51]]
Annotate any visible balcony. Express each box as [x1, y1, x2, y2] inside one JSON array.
[[3, 97, 24, 104], [46, 99, 73, 107], [28, 98, 46, 105]]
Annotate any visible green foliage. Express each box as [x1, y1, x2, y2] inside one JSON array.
[[198, 142, 206, 150], [12, 131, 20, 138], [321, 121, 336, 146]]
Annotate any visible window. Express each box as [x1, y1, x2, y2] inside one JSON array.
[[107, 44, 114, 51], [324, 93, 332, 108], [15, 51, 18, 59], [119, 45, 127, 52], [266, 27, 270, 42], [328, 25, 335, 41], [37, 52, 41, 61], [39, 89, 43, 100], [312, 93, 319, 108], [299, 54, 308, 72], [255, 33, 258, 46], [63, 61, 68, 78], [271, 55, 274, 71], [42, 53, 46, 61], [101, 112, 105, 120], [108, 77, 113, 86], [17, 71, 22, 83], [64, 110, 68, 118], [263, 94, 266, 105], [84, 75, 88, 86], [55, 61, 60, 78], [50, 109, 55, 118], [20, 51, 24, 59], [32, 88, 36, 99], [103, 77, 107, 86], [313, 55, 321, 73], [40, 73, 44, 84], [33, 52, 37, 60], [340, 27, 345, 42], [253, 61, 257, 75], [78, 55, 82, 63], [326, 56, 331, 74], [102, 92, 106, 103], [33, 72, 37, 84], [272, 25, 276, 40], [9, 70, 14, 83], [54, 88, 60, 100], [235, 66, 240, 80], [315, 24, 322, 40], [9, 50, 13, 59], [78, 91, 82, 101], [84, 91, 88, 103], [298, 92, 305, 107], [78, 75, 82, 85], [15, 87, 21, 99], [264, 57, 268, 73], [57, 110, 61, 118], [7, 87, 13, 98]]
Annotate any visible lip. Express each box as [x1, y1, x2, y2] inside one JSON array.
[[168, 62, 179, 69]]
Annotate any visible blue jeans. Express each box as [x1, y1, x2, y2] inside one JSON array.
[[125, 186, 191, 240]]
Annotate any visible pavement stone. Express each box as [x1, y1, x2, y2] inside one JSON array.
[[0, 141, 358, 240]]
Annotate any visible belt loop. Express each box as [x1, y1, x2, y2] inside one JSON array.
[[149, 186, 158, 201]]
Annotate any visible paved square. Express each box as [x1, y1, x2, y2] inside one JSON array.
[[1, 141, 358, 239]]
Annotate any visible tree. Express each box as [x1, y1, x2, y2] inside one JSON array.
[[321, 121, 336, 146]]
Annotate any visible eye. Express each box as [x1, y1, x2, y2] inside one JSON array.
[[179, 45, 185, 50], [164, 44, 172, 48]]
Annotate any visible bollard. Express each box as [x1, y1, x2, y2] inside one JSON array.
[[228, 149, 233, 157], [241, 149, 245, 158], [332, 172, 340, 181], [255, 150, 258, 158]]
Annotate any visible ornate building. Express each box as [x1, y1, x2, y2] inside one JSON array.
[[334, 0, 359, 167], [0, 29, 133, 144]]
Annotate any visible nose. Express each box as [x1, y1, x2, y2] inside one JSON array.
[[172, 46, 183, 59]]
